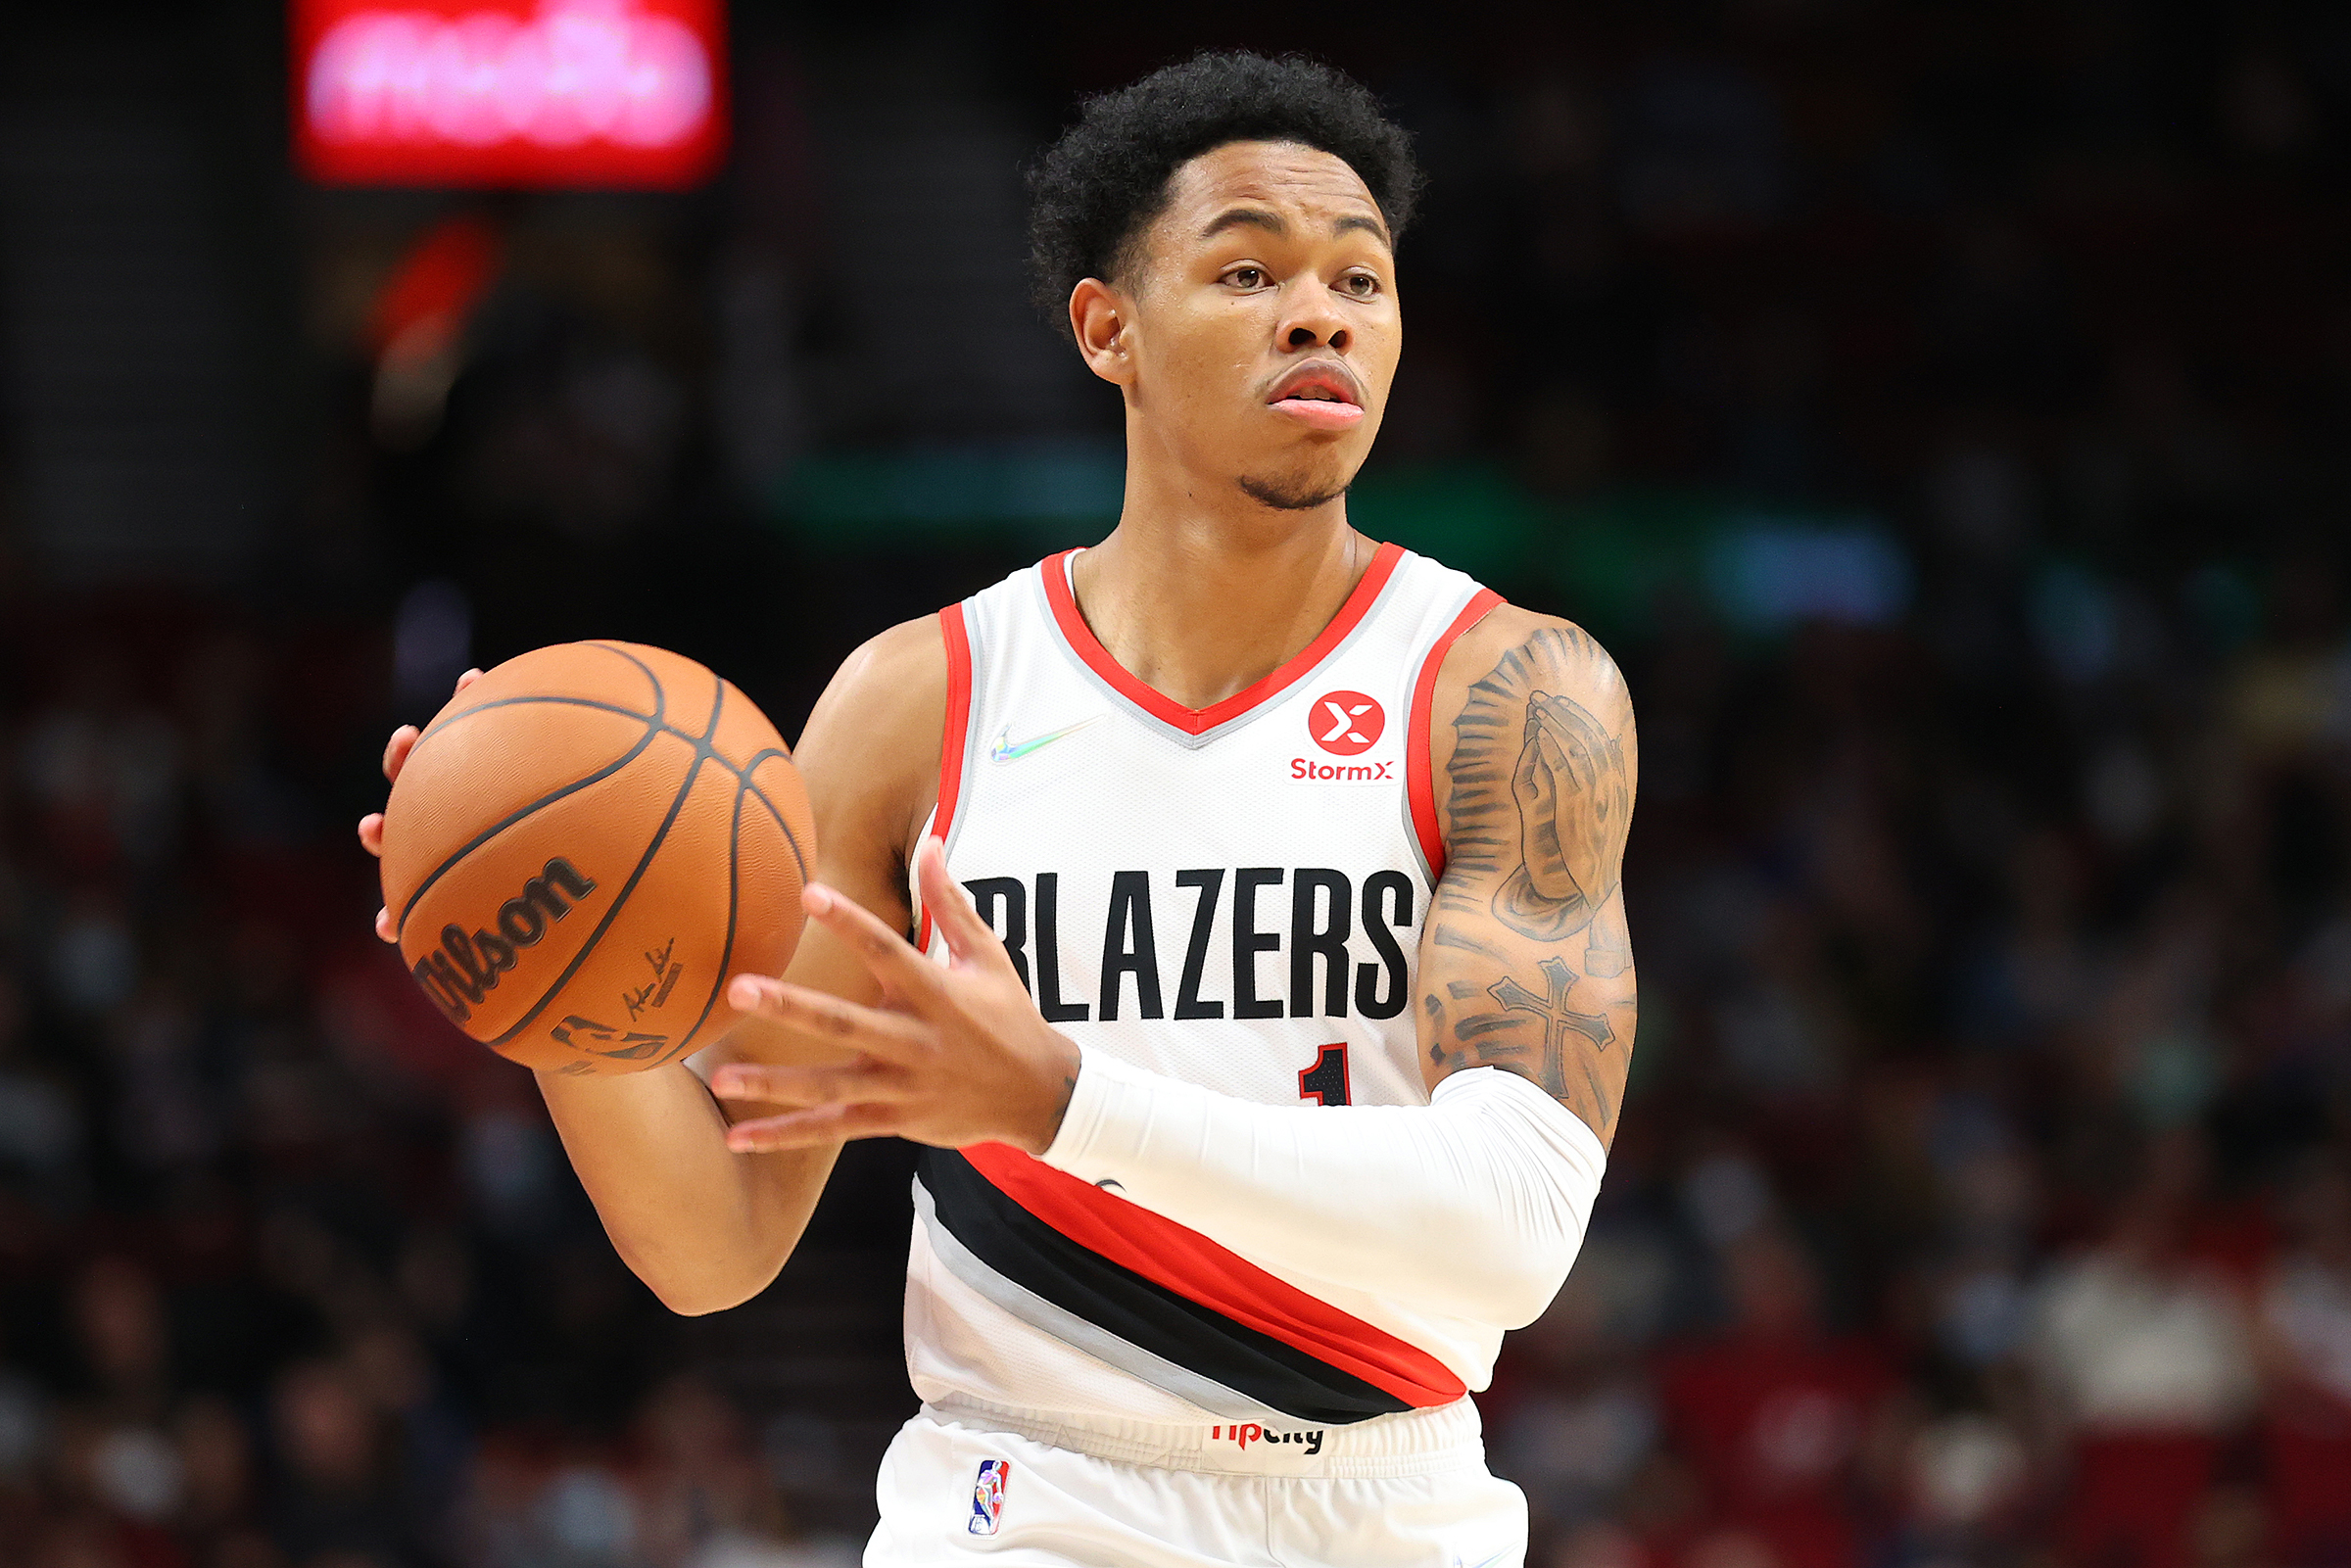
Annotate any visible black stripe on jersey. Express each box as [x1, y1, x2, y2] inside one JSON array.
[[916, 1149, 1412, 1425]]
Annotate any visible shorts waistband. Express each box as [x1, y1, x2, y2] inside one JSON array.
[[918, 1395, 1488, 1479]]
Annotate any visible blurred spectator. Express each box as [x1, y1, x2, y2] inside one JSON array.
[[73, 1258, 172, 1419], [1494, 1276, 1660, 1546], [2256, 1155, 2351, 1565], [269, 1359, 416, 1568], [632, 1376, 790, 1568], [1655, 1231, 1895, 1568], [2029, 1136, 2259, 1568], [1890, 1413, 2029, 1568]]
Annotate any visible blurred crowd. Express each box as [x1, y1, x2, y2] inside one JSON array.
[[0, 4, 2347, 1568], [0, 611, 873, 1568], [1489, 581, 2351, 1568]]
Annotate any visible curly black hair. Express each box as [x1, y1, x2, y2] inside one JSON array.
[[1026, 51, 1422, 336]]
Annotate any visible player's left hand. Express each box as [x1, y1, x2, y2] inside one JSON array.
[[710, 840, 1080, 1157]]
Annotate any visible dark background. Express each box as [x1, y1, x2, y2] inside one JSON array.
[[0, 3, 2346, 1567]]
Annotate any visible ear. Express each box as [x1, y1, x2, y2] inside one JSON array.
[[1070, 277, 1134, 388]]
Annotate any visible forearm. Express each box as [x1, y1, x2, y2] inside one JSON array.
[[537, 1062, 838, 1315], [1037, 1048, 1607, 1327]]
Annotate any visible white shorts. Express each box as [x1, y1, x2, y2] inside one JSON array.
[[863, 1400, 1527, 1568]]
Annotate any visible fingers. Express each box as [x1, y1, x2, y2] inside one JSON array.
[[727, 974, 934, 1059], [382, 726, 420, 784], [724, 1102, 900, 1154], [915, 838, 1022, 980], [794, 882, 947, 1007], [369, 677, 483, 947], [380, 672, 480, 787], [709, 1059, 912, 1108], [361, 814, 393, 940]]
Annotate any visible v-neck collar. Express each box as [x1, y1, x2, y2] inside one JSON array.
[[1038, 541, 1405, 739]]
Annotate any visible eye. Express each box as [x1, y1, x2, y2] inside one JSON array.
[[1339, 271, 1381, 299], [1223, 265, 1268, 291]]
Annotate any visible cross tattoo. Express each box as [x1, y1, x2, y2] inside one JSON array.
[[1488, 956, 1615, 1090]]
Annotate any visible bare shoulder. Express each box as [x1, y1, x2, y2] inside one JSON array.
[[792, 615, 949, 907], [1434, 605, 1631, 738], [1427, 603, 1636, 929]]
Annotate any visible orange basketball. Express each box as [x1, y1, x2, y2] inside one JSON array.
[[377, 641, 815, 1075]]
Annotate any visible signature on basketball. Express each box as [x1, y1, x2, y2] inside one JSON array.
[[624, 936, 684, 1021]]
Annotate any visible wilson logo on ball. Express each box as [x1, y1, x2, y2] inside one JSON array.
[[1307, 690, 1384, 756], [411, 856, 597, 1023]]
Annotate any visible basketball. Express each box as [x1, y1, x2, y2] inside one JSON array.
[[377, 641, 816, 1076]]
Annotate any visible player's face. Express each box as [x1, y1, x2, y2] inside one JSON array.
[[1118, 141, 1400, 511]]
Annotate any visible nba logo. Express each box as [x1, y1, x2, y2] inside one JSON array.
[[968, 1458, 1010, 1536]]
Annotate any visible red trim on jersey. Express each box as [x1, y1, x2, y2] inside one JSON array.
[[1039, 542, 1406, 736], [1408, 589, 1506, 880], [962, 1140, 1467, 1409], [917, 602, 975, 953]]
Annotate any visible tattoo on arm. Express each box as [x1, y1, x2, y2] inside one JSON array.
[[1426, 624, 1636, 1136], [1442, 626, 1632, 955]]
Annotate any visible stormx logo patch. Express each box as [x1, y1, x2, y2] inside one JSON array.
[[1211, 1422, 1323, 1455], [1288, 755, 1396, 785], [1308, 690, 1384, 755], [1293, 693, 1393, 784]]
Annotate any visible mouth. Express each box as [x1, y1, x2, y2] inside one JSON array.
[[1267, 364, 1366, 431]]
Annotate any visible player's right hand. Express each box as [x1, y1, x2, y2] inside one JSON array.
[[710, 839, 1081, 1157], [358, 668, 484, 944]]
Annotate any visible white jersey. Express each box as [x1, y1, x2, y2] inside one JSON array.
[[903, 543, 1506, 1457]]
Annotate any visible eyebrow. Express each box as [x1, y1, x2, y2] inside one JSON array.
[[1197, 208, 1392, 248]]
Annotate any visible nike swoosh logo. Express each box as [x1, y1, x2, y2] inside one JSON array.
[[987, 716, 1101, 764]]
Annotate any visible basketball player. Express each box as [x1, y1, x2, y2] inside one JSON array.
[[361, 52, 1636, 1568]]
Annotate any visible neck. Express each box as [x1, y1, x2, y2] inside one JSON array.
[[1071, 454, 1373, 712]]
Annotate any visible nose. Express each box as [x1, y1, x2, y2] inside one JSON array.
[[1278, 276, 1349, 354]]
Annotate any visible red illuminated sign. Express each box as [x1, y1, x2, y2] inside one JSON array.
[[293, 0, 725, 189]]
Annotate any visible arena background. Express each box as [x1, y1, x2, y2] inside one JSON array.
[[0, 2, 2346, 1566]]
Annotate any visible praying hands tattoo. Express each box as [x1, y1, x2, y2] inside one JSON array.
[[1424, 623, 1637, 1141]]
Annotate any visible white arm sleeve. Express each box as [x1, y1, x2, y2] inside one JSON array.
[[1037, 1049, 1608, 1330]]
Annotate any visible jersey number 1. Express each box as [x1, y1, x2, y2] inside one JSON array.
[[1298, 1043, 1351, 1107]]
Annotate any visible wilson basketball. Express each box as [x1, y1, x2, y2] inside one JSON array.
[[377, 641, 815, 1075]]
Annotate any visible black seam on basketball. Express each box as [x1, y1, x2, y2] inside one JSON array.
[[416, 694, 658, 746], [396, 713, 665, 938], [491, 672, 730, 1050], [584, 641, 666, 715], [655, 667, 743, 1061], [659, 680, 739, 1065], [694, 663, 727, 743], [411, 644, 661, 745], [422, 701, 767, 781], [662, 765, 748, 1067], [734, 752, 809, 884], [739, 786, 807, 885]]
